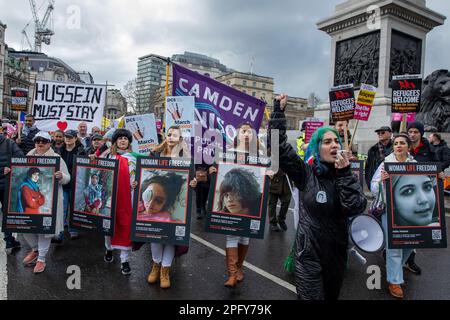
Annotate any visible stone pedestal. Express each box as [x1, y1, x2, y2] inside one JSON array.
[[315, 0, 445, 154]]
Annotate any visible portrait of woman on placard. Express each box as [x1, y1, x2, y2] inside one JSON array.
[[392, 174, 440, 227], [137, 171, 187, 223], [216, 167, 262, 218], [83, 173, 103, 215], [17, 167, 46, 215]]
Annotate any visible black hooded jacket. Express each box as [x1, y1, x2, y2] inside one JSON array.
[[411, 139, 437, 162], [431, 140, 450, 170], [269, 108, 367, 300], [0, 136, 24, 190], [57, 141, 87, 190]]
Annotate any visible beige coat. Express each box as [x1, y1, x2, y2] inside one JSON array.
[[27, 147, 71, 237]]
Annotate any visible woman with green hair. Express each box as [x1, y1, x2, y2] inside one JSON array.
[[270, 95, 367, 300]]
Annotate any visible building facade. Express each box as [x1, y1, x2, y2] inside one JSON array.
[[263, 95, 313, 130], [215, 71, 274, 105], [8, 50, 81, 83], [136, 52, 231, 115], [136, 54, 167, 114], [0, 21, 6, 118], [2, 50, 33, 120], [171, 51, 229, 79], [104, 89, 127, 121], [77, 71, 94, 84]]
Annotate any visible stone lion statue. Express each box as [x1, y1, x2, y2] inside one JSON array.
[[415, 69, 450, 132]]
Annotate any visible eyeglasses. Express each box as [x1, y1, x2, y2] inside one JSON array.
[[35, 139, 50, 144], [377, 131, 387, 135]]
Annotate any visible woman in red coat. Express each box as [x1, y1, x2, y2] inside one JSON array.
[[17, 167, 45, 214]]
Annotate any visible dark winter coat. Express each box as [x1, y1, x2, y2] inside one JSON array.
[[0, 136, 24, 190], [411, 139, 438, 162], [269, 169, 291, 195], [56, 142, 87, 191], [18, 126, 39, 155], [270, 109, 367, 300], [431, 141, 450, 170], [364, 140, 393, 189]]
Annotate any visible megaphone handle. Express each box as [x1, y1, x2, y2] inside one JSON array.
[[349, 247, 367, 265]]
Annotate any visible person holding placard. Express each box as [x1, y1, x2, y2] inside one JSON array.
[[146, 125, 195, 289], [210, 122, 265, 288], [371, 133, 416, 298], [1, 130, 24, 253], [99, 129, 137, 276], [54, 130, 87, 242], [20, 132, 70, 273], [270, 95, 367, 300]]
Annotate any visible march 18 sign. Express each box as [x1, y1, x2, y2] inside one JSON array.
[[32, 80, 106, 132], [391, 75, 422, 113], [329, 84, 355, 122], [124, 114, 159, 155]]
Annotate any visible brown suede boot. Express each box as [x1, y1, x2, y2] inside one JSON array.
[[224, 247, 239, 288], [160, 266, 171, 289], [147, 263, 161, 284], [236, 244, 249, 282]]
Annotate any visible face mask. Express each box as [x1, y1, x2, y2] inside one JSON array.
[[106, 141, 112, 148]]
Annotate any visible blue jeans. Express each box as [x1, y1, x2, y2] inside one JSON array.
[[382, 214, 413, 285]]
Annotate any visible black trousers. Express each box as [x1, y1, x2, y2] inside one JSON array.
[[268, 191, 291, 224], [195, 184, 210, 212], [0, 188, 13, 243]]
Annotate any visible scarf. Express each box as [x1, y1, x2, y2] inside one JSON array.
[[22, 125, 37, 137], [17, 178, 40, 213]]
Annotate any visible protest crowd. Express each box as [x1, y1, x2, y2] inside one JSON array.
[[1, 66, 449, 301]]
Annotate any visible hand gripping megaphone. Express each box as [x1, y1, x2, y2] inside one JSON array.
[[349, 214, 385, 254]]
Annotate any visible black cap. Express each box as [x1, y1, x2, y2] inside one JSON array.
[[301, 122, 307, 131], [91, 133, 103, 141], [374, 126, 392, 133], [64, 129, 78, 138]]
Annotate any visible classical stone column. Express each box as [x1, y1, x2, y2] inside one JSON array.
[[315, 0, 445, 153]]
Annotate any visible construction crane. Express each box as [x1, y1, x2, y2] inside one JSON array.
[[21, 0, 55, 52]]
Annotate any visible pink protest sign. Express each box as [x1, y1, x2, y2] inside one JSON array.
[[392, 113, 415, 122], [305, 120, 324, 143], [156, 120, 162, 132], [354, 84, 377, 121]]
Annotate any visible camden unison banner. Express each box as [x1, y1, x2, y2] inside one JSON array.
[[391, 75, 422, 113], [385, 162, 447, 249], [124, 114, 159, 155], [131, 157, 193, 246], [2, 157, 60, 234], [329, 84, 355, 122], [172, 63, 266, 161], [205, 152, 270, 239], [32, 80, 106, 132], [69, 156, 119, 236]]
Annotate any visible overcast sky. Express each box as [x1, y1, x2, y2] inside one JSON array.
[[1, 0, 449, 100]]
